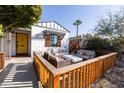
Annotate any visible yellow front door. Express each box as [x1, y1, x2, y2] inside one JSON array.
[[16, 33, 28, 54]]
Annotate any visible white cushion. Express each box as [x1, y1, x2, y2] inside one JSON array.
[[63, 54, 83, 63], [81, 55, 90, 59]]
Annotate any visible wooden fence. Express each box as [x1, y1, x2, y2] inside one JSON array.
[[33, 52, 116, 88], [69, 39, 82, 53], [0, 53, 4, 70]]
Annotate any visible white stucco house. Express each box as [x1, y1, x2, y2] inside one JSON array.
[[32, 21, 70, 55], [0, 21, 70, 58]]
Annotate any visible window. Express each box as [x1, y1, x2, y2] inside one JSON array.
[[45, 33, 61, 47], [50, 34, 58, 47]]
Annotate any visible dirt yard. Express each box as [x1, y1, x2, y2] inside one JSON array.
[[91, 55, 124, 88]]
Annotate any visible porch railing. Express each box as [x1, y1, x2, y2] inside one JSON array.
[[0, 53, 4, 70], [33, 52, 116, 88]]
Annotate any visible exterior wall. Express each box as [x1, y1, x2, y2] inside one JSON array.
[[0, 39, 1, 52], [11, 33, 16, 56], [0, 38, 5, 53], [31, 26, 46, 55], [0, 29, 31, 57], [61, 32, 69, 51], [0, 33, 12, 57], [31, 25, 69, 55]]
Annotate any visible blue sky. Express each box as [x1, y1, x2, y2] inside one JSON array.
[[41, 5, 124, 37]]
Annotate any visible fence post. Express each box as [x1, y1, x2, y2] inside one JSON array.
[[53, 76, 60, 88], [0, 53, 4, 70]]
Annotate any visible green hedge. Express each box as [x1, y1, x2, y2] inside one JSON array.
[[84, 35, 122, 56]]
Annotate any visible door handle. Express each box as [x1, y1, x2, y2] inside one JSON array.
[[21, 45, 24, 47]]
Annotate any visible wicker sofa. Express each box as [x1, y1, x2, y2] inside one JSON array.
[[43, 52, 71, 68], [73, 49, 95, 60], [42, 49, 95, 68], [47, 48, 68, 57]]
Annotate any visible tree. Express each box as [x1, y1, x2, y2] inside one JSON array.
[[95, 9, 124, 40], [73, 19, 82, 37], [94, 9, 124, 55], [95, 12, 115, 40], [0, 5, 42, 34]]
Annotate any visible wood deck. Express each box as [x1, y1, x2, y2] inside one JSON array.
[[33, 52, 117, 88]]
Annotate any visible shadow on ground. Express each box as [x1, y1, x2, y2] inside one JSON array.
[[0, 61, 39, 88]]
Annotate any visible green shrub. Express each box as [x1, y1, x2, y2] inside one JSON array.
[[84, 34, 124, 58], [84, 35, 111, 50], [0, 24, 5, 38]]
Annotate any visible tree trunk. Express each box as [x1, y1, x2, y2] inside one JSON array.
[[76, 25, 78, 37]]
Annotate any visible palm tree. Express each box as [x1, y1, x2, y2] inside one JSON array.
[[73, 19, 82, 37]]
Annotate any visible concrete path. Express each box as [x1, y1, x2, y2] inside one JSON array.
[[0, 57, 39, 88]]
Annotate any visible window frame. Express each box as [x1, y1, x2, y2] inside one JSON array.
[[50, 34, 58, 47]]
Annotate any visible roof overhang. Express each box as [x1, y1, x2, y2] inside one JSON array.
[[15, 28, 31, 32], [43, 29, 66, 39], [43, 29, 66, 35]]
